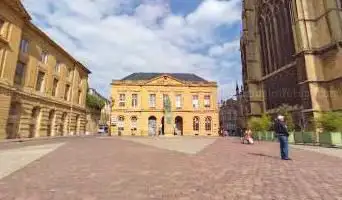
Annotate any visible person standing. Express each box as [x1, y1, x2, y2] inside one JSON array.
[[274, 115, 291, 160]]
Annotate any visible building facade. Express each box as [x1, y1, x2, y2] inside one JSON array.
[[0, 0, 90, 139], [219, 99, 238, 135], [110, 73, 219, 136], [86, 88, 110, 134], [219, 84, 248, 136], [241, 0, 342, 127]]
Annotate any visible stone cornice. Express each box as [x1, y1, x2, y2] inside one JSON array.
[[111, 80, 217, 87], [295, 41, 342, 57], [0, 84, 86, 111]]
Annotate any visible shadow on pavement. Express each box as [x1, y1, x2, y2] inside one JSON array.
[[247, 152, 279, 159]]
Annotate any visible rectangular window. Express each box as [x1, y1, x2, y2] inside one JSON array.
[[78, 90, 82, 104], [119, 94, 126, 107], [176, 94, 182, 109], [149, 94, 156, 108], [40, 51, 48, 64], [52, 78, 58, 97], [131, 117, 137, 130], [68, 67, 73, 79], [55, 62, 61, 73], [204, 95, 211, 108], [20, 39, 29, 53], [132, 94, 138, 108], [35, 71, 45, 92], [192, 95, 199, 109], [14, 62, 25, 85], [64, 84, 70, 100]]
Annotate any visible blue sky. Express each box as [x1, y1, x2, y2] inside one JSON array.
[[22, 0, 242, 100]]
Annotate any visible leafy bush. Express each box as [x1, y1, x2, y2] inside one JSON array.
[[316, 111, 342, 132], [248, 114, 272, 132], [86, 93, 105, 110]]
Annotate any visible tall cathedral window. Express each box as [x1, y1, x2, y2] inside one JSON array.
[[258, 0, 301, 110], [258, 0, 296, 76]]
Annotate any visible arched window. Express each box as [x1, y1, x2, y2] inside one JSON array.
[[118, 116, 125, 131], [258, 0, 296, 75], [205, 117, 212, 131], [193, 117, 199, 131], [131, 116, 137, 130], [258, 18, 269, 76]]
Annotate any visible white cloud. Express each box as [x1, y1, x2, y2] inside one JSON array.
[[208, 40, 240, 57], [22, 0, 242, 99]]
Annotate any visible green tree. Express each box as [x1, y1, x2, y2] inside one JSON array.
[[316, 111, 342, 132], [86, 93, 105, 110], [276, 104, 295, 132], [248, 114, 271, 132]]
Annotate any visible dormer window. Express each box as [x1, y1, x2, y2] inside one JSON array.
[[20, 39, 29, 53], [40, 51, 48, 64], [55, 61, 61, 73]]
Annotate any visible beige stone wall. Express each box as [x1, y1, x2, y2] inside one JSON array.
[[241, 0, 342, 120], [0, 88, 12, 139], [111, 76, 219, 136], [0, 1, 90, 139]]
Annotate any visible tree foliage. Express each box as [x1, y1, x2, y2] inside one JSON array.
[[86, 93, 105, 110], [248, 114, 272, 132], [316, 111, 342, 132], [275, 104, 295, 132]]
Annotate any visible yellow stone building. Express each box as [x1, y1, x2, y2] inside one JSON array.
[[110, 73, 219, 136], [0, 0, 91, 139], [241, 0, 342, 125]]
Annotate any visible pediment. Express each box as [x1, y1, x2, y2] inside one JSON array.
[[145, 75, 185, 86]]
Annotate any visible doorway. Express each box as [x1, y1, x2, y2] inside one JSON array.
[[175, 116, 183, 136], [148, 116, 157, 136], [60, 112, 68, 136], [6, 102, 21, 139], [75, 114, 80, 135], [47, 110, 55, 136], [160, 117, 165, 135], [29, 106, 41, 138]]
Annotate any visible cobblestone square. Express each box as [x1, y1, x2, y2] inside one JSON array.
[[0, 137, 342, 200]]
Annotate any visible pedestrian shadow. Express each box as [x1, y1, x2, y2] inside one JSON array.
[[247, 152, 279, 159]]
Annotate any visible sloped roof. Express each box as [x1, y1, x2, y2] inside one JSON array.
[[121, 73, 208, 82]]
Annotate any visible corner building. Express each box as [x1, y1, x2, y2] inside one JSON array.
[[111, 73, 219, 136], [0, 0, 90, 139], [241, 0, 342, 125]]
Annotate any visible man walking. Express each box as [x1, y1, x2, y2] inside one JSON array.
[[274, 115, 291, 160]]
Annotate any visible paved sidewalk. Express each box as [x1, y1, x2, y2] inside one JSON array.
[[0, 143, 65, 179], [120, 136, 217, 154], [0, 137, 341, 200], [291, 144, 342, 158]]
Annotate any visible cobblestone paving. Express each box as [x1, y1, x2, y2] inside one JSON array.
[[119, 136, 217, 154], [0, 137, 342, 200]]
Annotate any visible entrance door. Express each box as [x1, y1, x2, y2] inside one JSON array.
[[175, 116, 183, 136], [148, 116, 157, 136], [47, 110, 55, 136], [6, 102, 21, 139], [60, 112, 68, 136], [29, 107, 40, 138], [161, 117, 165, 135]]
